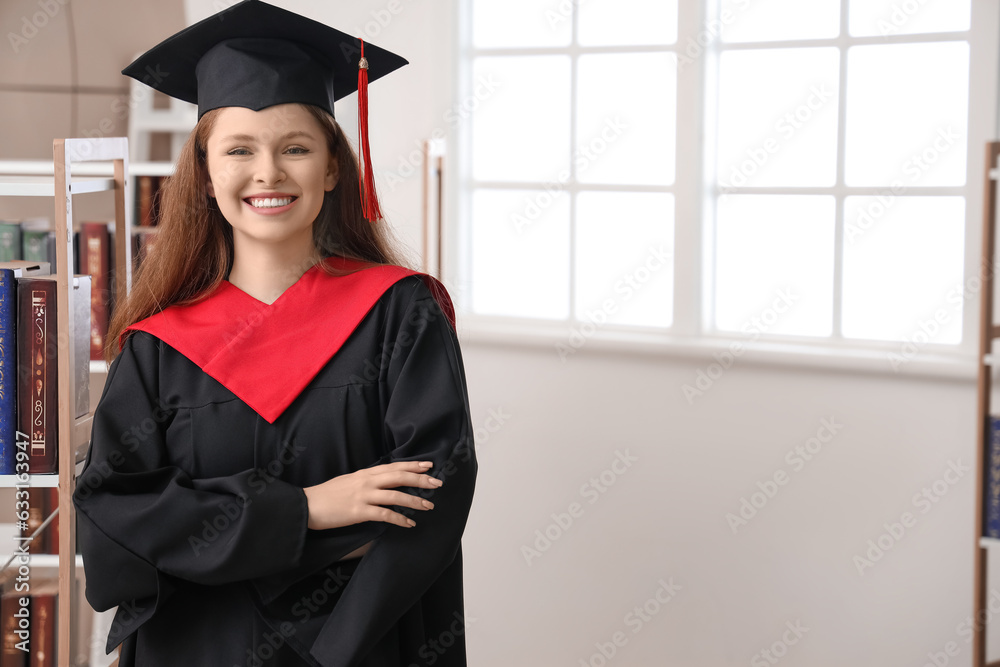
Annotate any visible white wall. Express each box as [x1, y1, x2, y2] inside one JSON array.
[[180, 2, 996, 666], [460, 342, 986, 666]]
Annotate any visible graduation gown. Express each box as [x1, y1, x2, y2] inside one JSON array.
[[71, 257, 478, 667]]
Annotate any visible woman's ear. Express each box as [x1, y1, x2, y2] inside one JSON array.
[[206, 178, 215, 198], [325, 157, 339, 192]]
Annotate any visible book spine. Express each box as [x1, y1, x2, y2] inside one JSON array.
[[17, 280, 57, 475], [0, 593, 26, 666], [987, 415, 1000, 538], [20, 488, 46, 554], [137, 175, 154, 227], [28, 594, 55, 667], [0, 224, 22, 262], [81, 223, 109, 361], [0, 269, 16, 474], [21, 231, 47, 264]]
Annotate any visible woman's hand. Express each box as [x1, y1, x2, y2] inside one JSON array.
[[302, 460, 443, 531]]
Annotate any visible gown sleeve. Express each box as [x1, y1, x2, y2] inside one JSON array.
[[306, 276, 478, 667], [72, 331, 311, 652]]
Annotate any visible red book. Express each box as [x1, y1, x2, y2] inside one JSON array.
[[19, 488, 47, 554], [17, 279, 57, 474], [79, 222, 110, 361], [28, 592, 55, 667], [0, 593, 26, 666], [136, 175, 155, 227]]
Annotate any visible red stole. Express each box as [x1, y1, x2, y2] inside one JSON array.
[[122, 256, 454, 424]]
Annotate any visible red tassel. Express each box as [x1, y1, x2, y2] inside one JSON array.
[[357, 40, 382, 222]]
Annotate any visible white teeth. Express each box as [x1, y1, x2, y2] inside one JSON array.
[[248, 197, 293, 208]]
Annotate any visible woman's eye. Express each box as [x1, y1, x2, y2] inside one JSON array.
[[227, 148, 250, 156], [286, 147, 309, 154]]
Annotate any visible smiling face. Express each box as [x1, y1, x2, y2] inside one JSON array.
[[204, 103, 338, 252]]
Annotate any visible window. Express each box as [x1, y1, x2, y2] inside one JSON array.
[[459, 0, 677, 330], [457, 0, 993, 362]]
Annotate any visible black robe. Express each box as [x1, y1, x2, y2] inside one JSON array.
[[71, 259, 477, 667]]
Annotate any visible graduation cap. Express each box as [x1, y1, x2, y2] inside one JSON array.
[[121, 0, 408, 221]]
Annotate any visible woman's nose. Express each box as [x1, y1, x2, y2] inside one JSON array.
[[253, 153, 285, 185]]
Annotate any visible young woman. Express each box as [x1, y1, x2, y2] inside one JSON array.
[[71, 3, 477, 666]]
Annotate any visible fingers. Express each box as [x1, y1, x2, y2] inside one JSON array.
[[372, 489, 435, 512], [369, 463, 444, 491], [372, 460, 436, 474], [372, 506, 417, 529]]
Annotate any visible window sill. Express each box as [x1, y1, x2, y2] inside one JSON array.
[[455, 316, 980, 382]]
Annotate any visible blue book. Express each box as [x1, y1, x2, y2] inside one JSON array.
[[0, 269, 15, 474], [987, 416, 1000, 538]]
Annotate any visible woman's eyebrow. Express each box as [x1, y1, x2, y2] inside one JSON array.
[[219, 131, 318, 143]]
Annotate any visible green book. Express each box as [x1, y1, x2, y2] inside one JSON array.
[[22, 231, 49, 264], [0, 224, 20, 262]]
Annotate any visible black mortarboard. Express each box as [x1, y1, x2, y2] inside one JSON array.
[[121, 0, 407, 120], [122, 0, 408, 220]]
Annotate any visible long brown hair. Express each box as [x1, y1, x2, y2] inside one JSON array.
[[105, 104, 413, 363]]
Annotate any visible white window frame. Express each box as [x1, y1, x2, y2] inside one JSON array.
[[447, 0, 1000, 379]]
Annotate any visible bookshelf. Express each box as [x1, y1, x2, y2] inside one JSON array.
[[0, 160, 173, 380], [0, 138, 132, 666]]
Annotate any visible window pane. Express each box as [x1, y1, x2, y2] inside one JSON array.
[[472, 56, 571, 182], [575, 192, 674, 328], [578, 0, 678, 46], [719, 0, 840, 42], [715, 195, 834, 336], [472, 0, 571, 48], [471, 189, 570, 318], [849, 0, 970, 37], [844, 42, 969, 187], [842, 196, 964, 343], [717, 48, 839, 188], [576, 53, 676, 186]]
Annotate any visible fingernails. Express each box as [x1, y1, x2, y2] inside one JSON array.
[[406, 518, 416, 527], [430, 477, 444, 487], [422, 500, 435, 509], [419, 461, 433, 468]]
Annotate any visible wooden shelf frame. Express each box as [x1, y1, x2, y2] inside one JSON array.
[[0, 137, 132, 666], [57, 137, 131, 667]]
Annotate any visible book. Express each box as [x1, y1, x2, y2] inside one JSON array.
[[0, 224, 22, 262], [79, 223, 111, 361], [15, 489, 59, 556], [987, 415, 1000, 538], [28, 588, 55, 667], [18, 279, 57, 475], [20, 488, 47, 554], [0, 592, 26, 666], [136, 175, 154, 227], [0, 263, 50, 475], [0, 269, 15, 475], [16, 276, 91, 474], [136, 175, 168, 228], [20, 220, 51, 268]]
